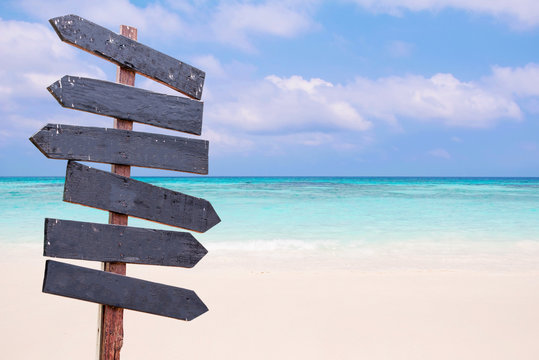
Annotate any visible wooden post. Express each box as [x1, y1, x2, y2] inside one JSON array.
[[97, 25, 137, 360]]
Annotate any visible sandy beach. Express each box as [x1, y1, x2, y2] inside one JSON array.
[[2, 245, 539, 360]]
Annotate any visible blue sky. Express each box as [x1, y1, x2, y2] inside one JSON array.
[[1, 0, 539, 176]]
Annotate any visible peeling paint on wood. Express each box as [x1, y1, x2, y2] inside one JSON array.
[[48, 76, 203, 134], [44, 218, 208, 267], [49, 15, 205, 99], [30, 123, 208, 174], [63, 161, 220, 232]]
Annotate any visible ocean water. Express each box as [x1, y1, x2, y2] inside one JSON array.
[[1, 176, 539, 268]]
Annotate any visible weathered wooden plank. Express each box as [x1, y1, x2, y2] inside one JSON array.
[[63, 161, 220, 233], [43, 260, 208, 321], [30, 123, 208, 174], [49, 15, 205, 99], [48, 76, 203, 135], [44, 218, 208, 268]]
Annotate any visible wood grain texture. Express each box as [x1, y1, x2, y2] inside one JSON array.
[[47, 76, 203, 135], [43, 260, 208, 321], [44, 218, 208, 268], [63, 161, 220, 232], [30, 123, 208, 174], [99, 24, 137, 360], [49, 15, 205, 99]]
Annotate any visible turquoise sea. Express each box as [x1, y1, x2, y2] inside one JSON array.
[[2, 176, 539, 268]]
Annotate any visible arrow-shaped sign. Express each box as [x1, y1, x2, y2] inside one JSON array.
[[30, 123, 208, 174], [64, 161, 220, 232], [49, 15, 205, 99], [43, 260, 208, 321], [44, 218, 208, 267], [48, 76, 203, 134]]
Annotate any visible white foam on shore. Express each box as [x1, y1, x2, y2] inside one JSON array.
[[203, 238, 539, 272]]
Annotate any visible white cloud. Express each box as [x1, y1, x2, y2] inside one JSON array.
[[17, 0, 185, 39], [428, 148, 451, 159], [5, 2, 539, 153], [209, 2, 317, 51], [204, 127, 255, 153], [16, 0, 318, 52], [267, 75, 332, 94], [0, 18, 106, 108], [486, 63, 539, 97], [276, 132, 335, 146], [349, 0, 539, 28], [1, 111, 109, 147], [387, 40, 414, 58], [208, 74, 371, 134], [164, 0, 197, 14], [3, 12, 537, 150], [206, 64, 535, 137], [191, 54, 227, 79], [340, 72, 522, 127]]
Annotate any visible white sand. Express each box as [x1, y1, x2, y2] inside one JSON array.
[[2, 245, 539, 359]]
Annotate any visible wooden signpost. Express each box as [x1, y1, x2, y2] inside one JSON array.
[[47, 76, 204, 134], [31, 124, 209, 173], [29, 14, 219, 359], [43, 261, 208, 321], [49, 15, 205, 99], [63, 161, 220, 232], [44, 219, 207, 267]]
